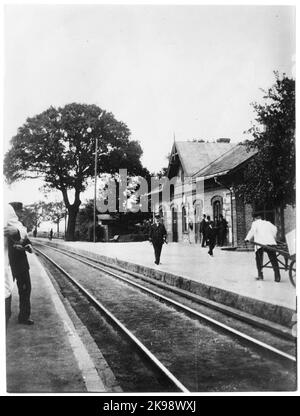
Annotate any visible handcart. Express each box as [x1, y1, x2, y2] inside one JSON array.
[[252, 240, 296, 287]]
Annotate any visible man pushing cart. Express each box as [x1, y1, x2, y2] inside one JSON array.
[[245, 213, 296, 286]]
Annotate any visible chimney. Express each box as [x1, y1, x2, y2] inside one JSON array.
[[216, 138, 231, 143]]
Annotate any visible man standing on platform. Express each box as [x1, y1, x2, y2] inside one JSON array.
[[4, 204, 31, 328], [200, 214, 208, 247], [8, 202, 34, 325], [4, 205, 19, 328], [207, 216, 218, 256], [149, 214, 167, 265], [218, 214, 228, 247], [245, 213, 281, 282]]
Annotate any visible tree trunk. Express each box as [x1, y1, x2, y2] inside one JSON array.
[[280, 204, 285, 241], [66, 207, 78, 241], [61, 187, 81, 241]]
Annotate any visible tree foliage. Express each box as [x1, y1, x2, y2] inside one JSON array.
[[4, 103, 147, 240], [22, 201, 65, 233], [21, 203, 43, 231], [42, 201, 65, 223], [41, 201, 66, 234], [236, 73, 295, 209]]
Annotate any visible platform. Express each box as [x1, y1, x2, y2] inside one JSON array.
[[5, 253, 120, 393], [36, 239, 297, 327]]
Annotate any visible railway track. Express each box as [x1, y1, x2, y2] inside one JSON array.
[[35, 241, 296, 346], [35, 242, 297, 392]]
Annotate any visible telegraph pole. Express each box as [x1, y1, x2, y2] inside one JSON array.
[[93, 137, 98, 243]]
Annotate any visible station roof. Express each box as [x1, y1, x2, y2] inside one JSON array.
[[169, 141, 235, 177], [192, 144, 257, 178]]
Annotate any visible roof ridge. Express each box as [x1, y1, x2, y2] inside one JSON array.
[[175, 140, 234, 144]]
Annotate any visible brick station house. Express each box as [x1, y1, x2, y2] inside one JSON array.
[[152, 139, 295, 246]]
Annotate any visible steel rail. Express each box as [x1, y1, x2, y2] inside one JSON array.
[[35, 247, 190, 393], [35, 242, 297, 364]]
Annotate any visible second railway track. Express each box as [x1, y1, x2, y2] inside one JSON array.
[[35, 242, 297, 392]]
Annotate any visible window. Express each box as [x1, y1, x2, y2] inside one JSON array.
[[159, 206, 163, 218], [181, 168, 184, 183], [211, 195, 223, 221], [213, 200, 221, 220], [170, 184, 174, 201], [159, 190, 162, 206], [182, 206, 187, 233]]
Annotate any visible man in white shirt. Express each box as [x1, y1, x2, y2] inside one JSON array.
[[245, 213, 281, 282]]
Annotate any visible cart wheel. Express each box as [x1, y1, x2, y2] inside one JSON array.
[[289, 260, 296, 287]]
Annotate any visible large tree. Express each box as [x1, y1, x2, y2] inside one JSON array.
[[4, 103, 146, 240], [237, 73, 295, 211]]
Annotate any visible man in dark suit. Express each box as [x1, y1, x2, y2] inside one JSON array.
[[218, 214, 228, 247], [207, 216, 218, 256], [149, 214, 167, 265], [8, 202, 34, 325], [200, 214, 209, 247]]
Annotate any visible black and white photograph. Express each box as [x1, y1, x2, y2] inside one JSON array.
[[0, 1, 297, 398]]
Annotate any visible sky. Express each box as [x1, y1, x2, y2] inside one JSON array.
[[2, 4, 296, 205]]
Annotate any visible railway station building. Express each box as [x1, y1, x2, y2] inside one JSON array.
[[152, 139, 295, 247]]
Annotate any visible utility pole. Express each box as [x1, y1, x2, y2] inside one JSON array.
[[93, 137, 98, 243]]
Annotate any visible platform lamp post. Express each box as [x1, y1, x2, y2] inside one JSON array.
[[64, 210, 67, 240], [93, 136, 98, 243]]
